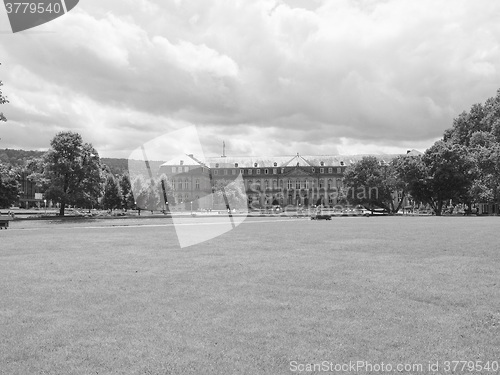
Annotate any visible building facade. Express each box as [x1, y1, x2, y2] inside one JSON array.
[[158, 152, 413, 211]]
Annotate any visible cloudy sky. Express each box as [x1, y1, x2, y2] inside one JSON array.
[[1, 0, 500, 158]]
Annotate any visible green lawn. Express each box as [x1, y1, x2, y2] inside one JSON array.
[[0, 217, 499, 374]]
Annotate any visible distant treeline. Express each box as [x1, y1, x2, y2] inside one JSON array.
[[0, 149, 164, 176]]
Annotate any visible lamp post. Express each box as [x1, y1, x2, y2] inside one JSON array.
[[44, 199, 47, 214], [190, 201, 193, 215]]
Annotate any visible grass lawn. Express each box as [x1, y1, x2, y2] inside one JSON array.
[[0, 216, 499, 374]]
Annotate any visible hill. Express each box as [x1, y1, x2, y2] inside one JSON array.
[[0, 149, 164, 176], [0, 149, 45, 166]]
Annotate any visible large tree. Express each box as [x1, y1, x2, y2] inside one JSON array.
[[396, 141, 473, 215], [342, 156, 406, 213], [0, 162, 18, 208], [468, 135, 500, 205], [43, 132, 102, 216], [441, 88, 500, 207]]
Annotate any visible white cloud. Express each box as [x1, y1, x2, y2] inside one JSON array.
[[152, 37, 239, 77], [1, 0, 500, 157]]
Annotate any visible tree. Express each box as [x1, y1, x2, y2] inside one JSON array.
[[0, 63, 8, 123], [444, 104, 487, 146], [468, 141, 500, 205], [396, 141, 473, 215], [131, 175, 161, 212], [342, 156, 406, 213], [119, 174, 135, 210], [0, 162, 18, 208], [102, 174, 122, 211], [43, 132, 102, 216]]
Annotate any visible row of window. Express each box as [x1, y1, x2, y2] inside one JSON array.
[[170, 177, 344, 191], [170, 166, 344, 175], [171, 166, 191, 173], [250, 195, 336, 205], [246, 179, 342, 190], [212, 167, 342, 175], [171, 179, 201, 190]]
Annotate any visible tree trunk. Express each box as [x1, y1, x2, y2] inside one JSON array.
[[434, 200, 443, 216], [59, 201, 66, 216]]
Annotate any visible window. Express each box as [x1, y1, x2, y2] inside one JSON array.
[[328, 168, 333, 173], [178, 180, 182, 190], [254, 163, 258, 167], [287, 180, 292, 189], [172, 167, 177, 173], [256, 180, 261, 190], [195, 179, 200, 190], [281, 168, 285, 174], [296, 180, 300, 189], [273, 180, 277, 189], [224, 169, 228, 175], [337, 167, 341, 174], [184, 179, 189, 189], [320, 161, 325, 166], [319, 179, 324, 189], [214, 170, 219, 175], [215, 163, 219, 168], [264, 169, 268, 175], [240, 169, 244, 174], [235, 163, 238, 167], [305, 179, 309, 189], [320, 168, 324, 174], [184, 166, 189, 172], [265, 180, 269, 190], [273, 162, 278, 167], [280, 180, 283, 188], [328, 179, 332, 189], [311, 167, 315, 173], [273, 169, 277, 174], [256, 169, 261, 175], [248, 169, 252, 175]]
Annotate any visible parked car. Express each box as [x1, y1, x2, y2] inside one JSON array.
[[310, 207, 332, 220]]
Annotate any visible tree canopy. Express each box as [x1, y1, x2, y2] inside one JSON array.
[[0, 162, 18, 208], [43, 132, 102, 216], [342, 156, 406, 213]]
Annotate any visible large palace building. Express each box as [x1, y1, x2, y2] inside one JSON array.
[[158, 151, 422, 211]]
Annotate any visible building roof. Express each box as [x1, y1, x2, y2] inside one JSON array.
[[160, 151, 422, 168]]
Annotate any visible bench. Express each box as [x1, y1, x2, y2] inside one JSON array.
[[0, 217, 12, 229]]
